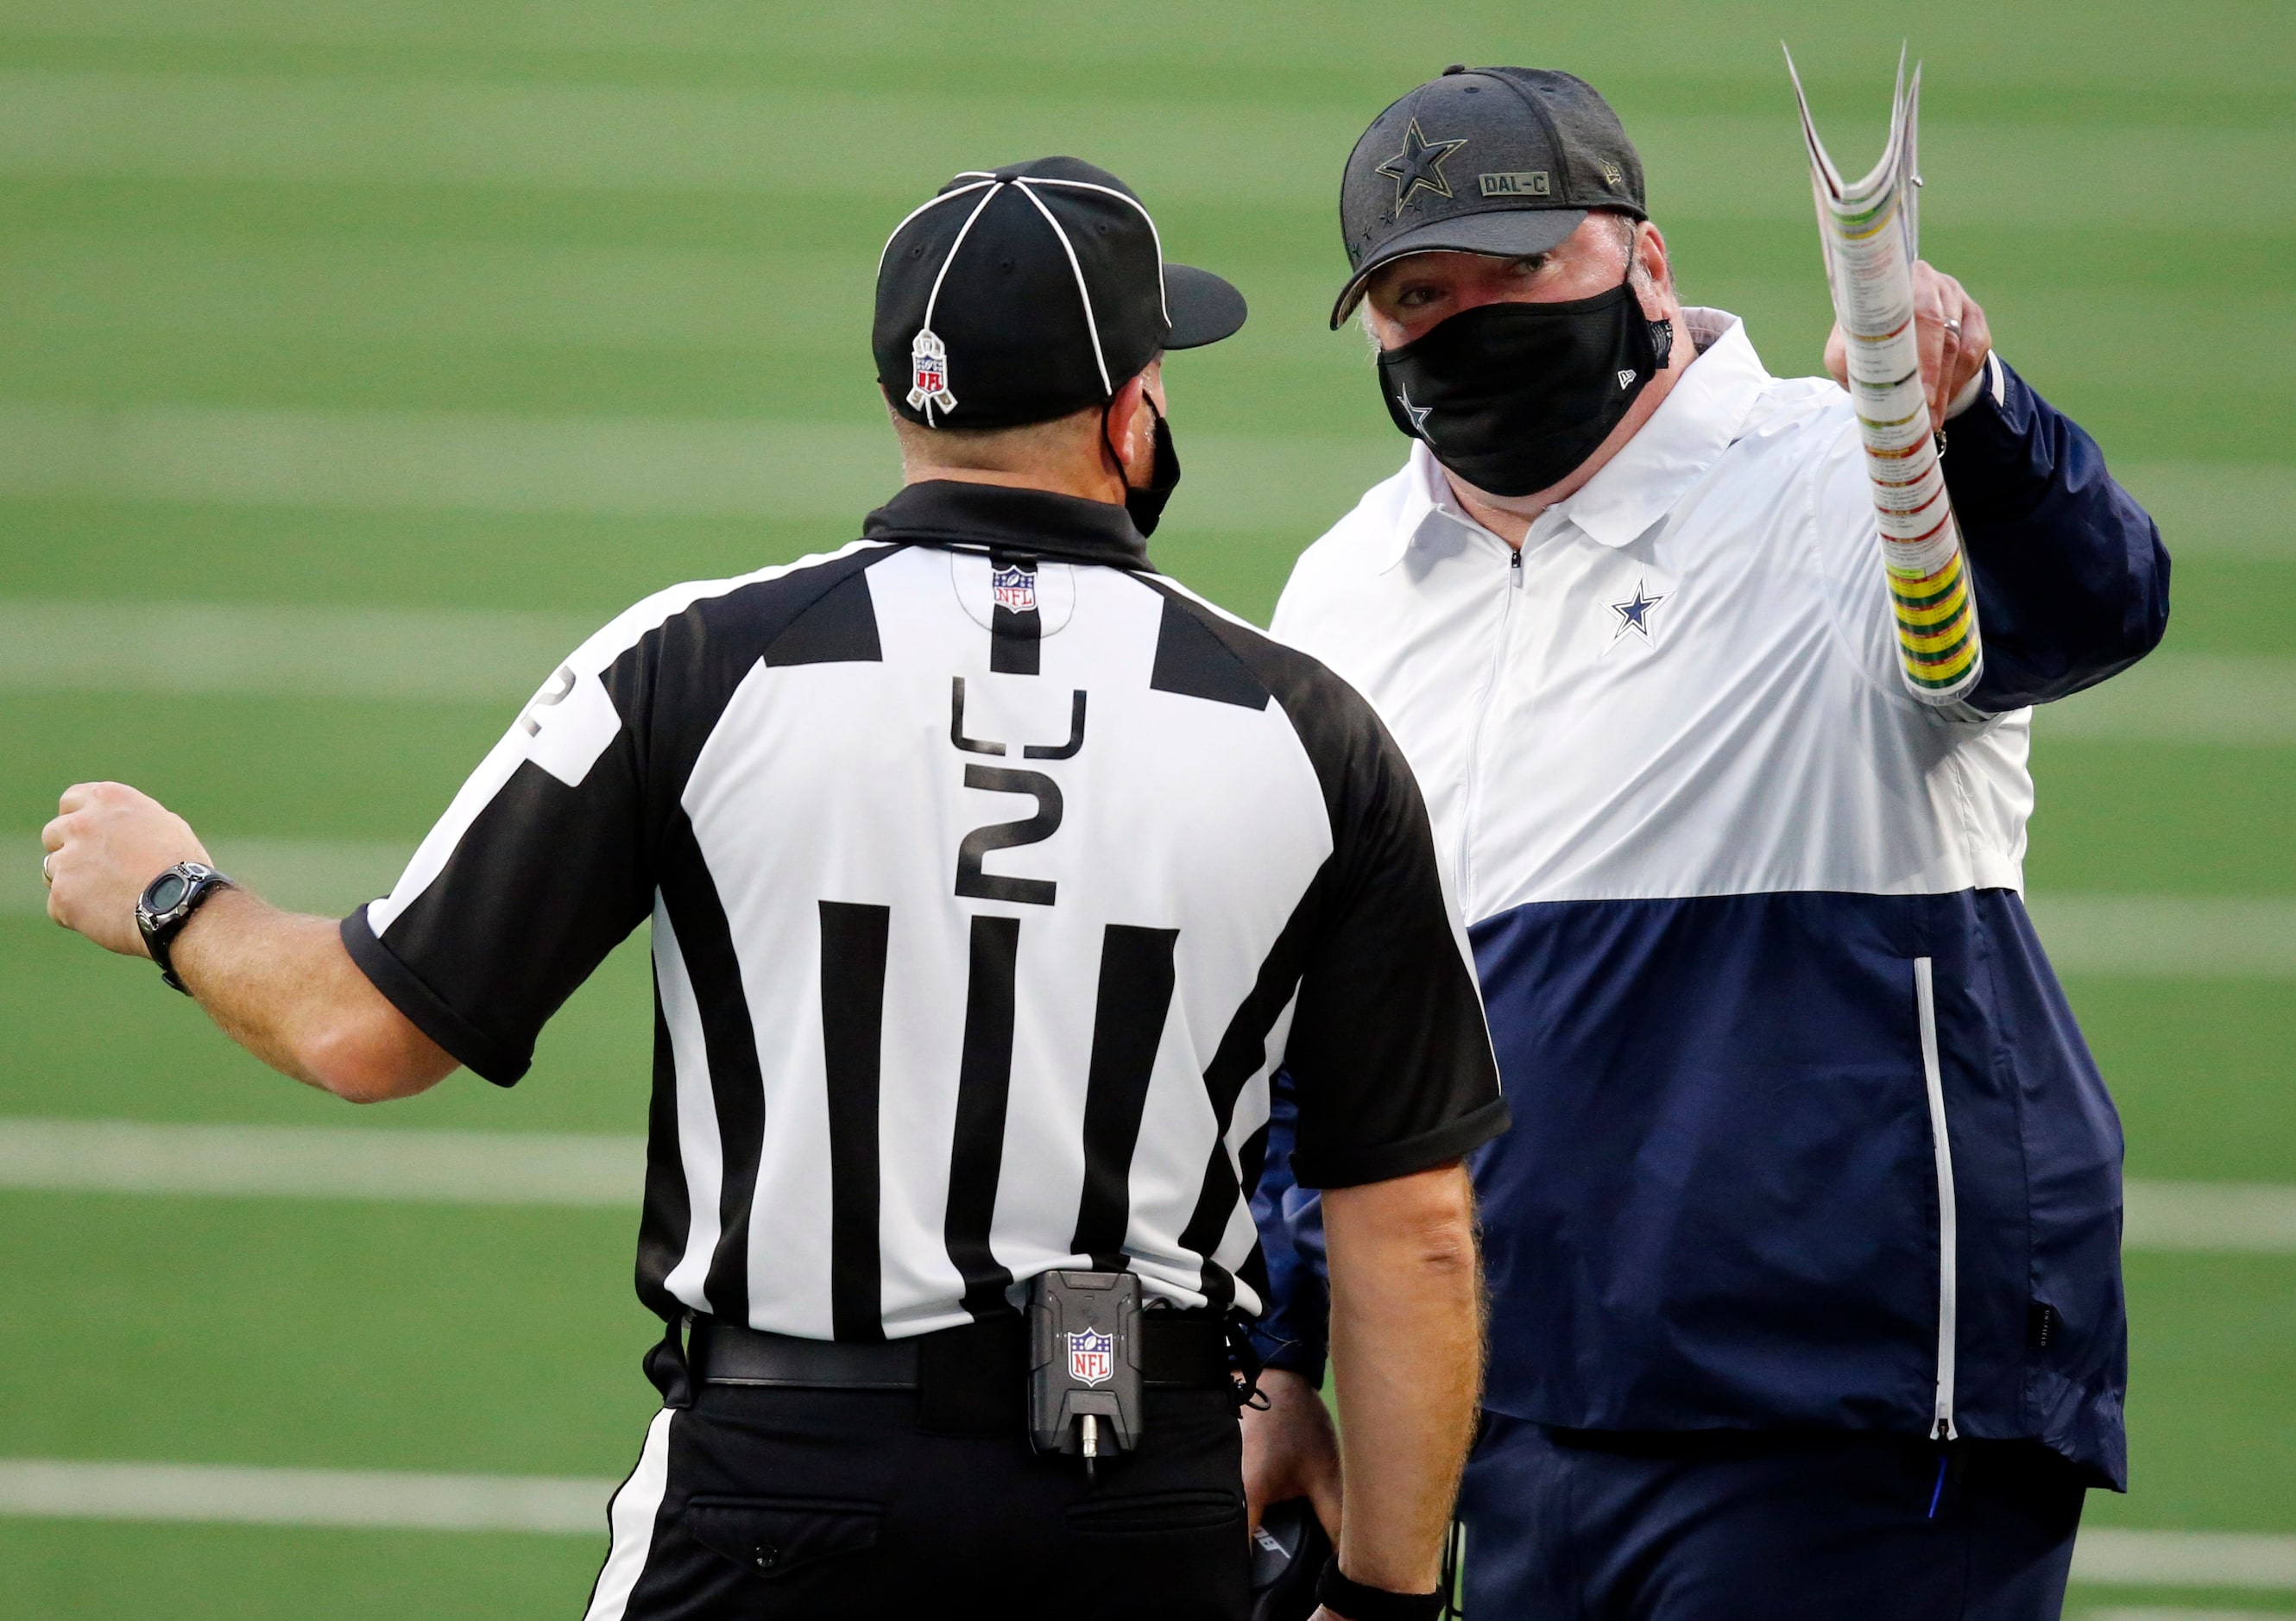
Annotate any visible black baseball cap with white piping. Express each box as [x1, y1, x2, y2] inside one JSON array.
[[874, 156, 1248, 431], [1331, 66, 1646, 327]]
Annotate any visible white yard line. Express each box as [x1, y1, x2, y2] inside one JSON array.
[[0, 598, 588, 702], [13, 815, 2296, 980], [0, 1458, 611, 1534], [0, 1120, 641, 1206], [2075, 1531, 2296, 1592], [2123, 1181, 2296, 1254], [0, 1454, 2288, 1583], [0, 1120, 2286, 1255], [4, 834, 412, 918], [2026, 896, 2296, 979], [5, 595, 2293, 745]]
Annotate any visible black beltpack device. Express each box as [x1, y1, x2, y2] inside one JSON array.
[[1027, 1270, 1143, 1475]]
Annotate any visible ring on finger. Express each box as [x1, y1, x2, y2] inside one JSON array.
[[1941, 317, 1963, 337], [41, 852, 56, 886]]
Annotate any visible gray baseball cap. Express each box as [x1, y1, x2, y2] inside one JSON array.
[[1333, 66, 1646, 327]]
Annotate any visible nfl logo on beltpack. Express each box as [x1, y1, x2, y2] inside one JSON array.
[[907, 327, 957, 416], [1067, 1328, 1113, 1387], [991, 563, 1038, 614]]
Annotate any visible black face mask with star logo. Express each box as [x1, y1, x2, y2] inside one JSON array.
[[1375, 255, 1674, 498]]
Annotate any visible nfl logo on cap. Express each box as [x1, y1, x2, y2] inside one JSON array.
[[908, 327, 957, 418], [1067, 1328, 1113, 1387]]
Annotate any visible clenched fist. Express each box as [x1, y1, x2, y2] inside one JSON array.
[[41, 781, 211, 957]]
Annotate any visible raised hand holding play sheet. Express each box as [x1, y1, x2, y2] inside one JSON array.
[[1787, 49, 1984, 705]]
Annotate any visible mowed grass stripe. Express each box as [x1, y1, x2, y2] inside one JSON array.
[[0, 230, 870, 354], [0, 67, 2288, 228], [0, 1120, 2287, 1252], [10, 234, 2291, 385], [2043, 657, 2296, 746], [0, 401, 903, 522], [2, 0, 2288, 102], [1, 1454, 2287, 1586], [0, 401, 2280, 554], [0, 404, 1392, 528], [2107, 464, 2296, 563]]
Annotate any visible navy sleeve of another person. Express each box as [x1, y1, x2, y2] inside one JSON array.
[[1246, 1067, 1331, 1383], [1944, 356, 2172, 710]]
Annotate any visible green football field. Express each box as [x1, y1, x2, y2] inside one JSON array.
[[1, 0, 2290, 1614]]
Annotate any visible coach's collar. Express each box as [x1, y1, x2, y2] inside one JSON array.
[[864, 479, 1155, 571]]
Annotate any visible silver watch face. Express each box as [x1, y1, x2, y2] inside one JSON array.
[[146, 871, 191, 915]]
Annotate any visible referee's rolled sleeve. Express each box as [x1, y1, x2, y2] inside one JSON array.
[[342, 905, 533, 1087], [1291, 1095, 1511, 1190]]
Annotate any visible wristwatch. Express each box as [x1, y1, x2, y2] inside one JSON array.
[[136, 861, 235, 994]]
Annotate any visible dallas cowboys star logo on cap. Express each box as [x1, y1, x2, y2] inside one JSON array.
[[1609, 579, 1668, 642], [1376, 118, 1468, 218]]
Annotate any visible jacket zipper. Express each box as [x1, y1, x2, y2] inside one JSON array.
[[1457, 546, 1524, 897], [1914, 956, 1959, 1441]]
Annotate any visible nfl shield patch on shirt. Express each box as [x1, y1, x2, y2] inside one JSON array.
[[991, 563, 1038, 614]]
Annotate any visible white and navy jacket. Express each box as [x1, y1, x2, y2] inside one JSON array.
[[1250, 311, 2168, 1486]]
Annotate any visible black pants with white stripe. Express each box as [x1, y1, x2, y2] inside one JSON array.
[[583, 1384, 1251, 1620]]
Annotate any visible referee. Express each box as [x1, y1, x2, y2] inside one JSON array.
[[41, 155, 1506, 1621]]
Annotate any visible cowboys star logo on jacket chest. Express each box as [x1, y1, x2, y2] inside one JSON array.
[[1607, 577, 1670, 649]]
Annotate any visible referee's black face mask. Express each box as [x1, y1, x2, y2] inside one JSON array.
[[1113, 394, 1181, 538], [1375, 249, 1674, 499]]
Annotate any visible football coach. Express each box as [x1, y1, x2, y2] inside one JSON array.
[[42, 156, 1507, 1621], [1242, 67, 2169, 1620]]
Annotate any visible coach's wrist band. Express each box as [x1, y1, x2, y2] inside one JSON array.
[[1314, 1558, 1443, 1621]]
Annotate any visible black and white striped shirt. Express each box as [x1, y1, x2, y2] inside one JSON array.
[[345, 480, 1504, 1340]]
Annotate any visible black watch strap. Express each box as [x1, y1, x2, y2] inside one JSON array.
[[137, 861, 234, 995], [1315, 1558, 1443, 1621]]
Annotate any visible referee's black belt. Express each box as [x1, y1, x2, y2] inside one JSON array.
[[688, 1309, 1229, 1392]]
